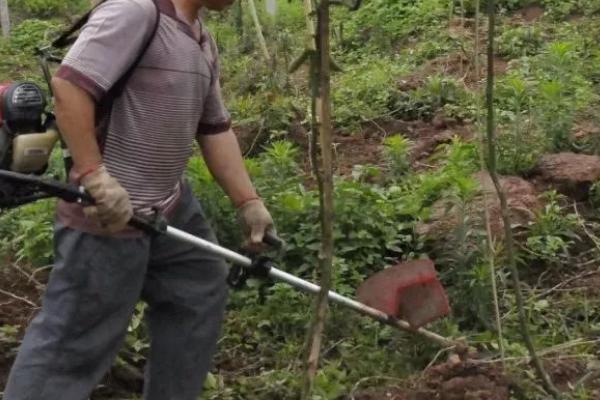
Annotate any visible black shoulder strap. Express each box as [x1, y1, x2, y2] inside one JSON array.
[[52, 0, 161, 99], [108, 0, 160, 98]]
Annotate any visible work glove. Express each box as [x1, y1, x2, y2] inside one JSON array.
[[237, 198, 275, 252], [80, 165, 133, 233]]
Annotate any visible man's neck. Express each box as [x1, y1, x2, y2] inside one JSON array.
[[171, 0, 202, 24]]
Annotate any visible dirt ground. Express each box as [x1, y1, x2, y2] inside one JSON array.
[[352, 359, 511, 400], [352, 357, 600, 400], [0, 258, 43, 390], [285, 115, 474, 179]]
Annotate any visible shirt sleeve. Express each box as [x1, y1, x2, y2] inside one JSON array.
[[196, 33, 232, 136], [55, 0, 157, 102]]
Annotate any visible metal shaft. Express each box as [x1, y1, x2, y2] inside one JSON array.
[[165, 226, 456, 348]]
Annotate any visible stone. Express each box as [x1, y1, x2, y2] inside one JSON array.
[[534, 152, 600, 200], [416, 172, 541, 241]]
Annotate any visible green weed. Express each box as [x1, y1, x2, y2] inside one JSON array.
[[9, 0, 87, 20], [333, 55, 406, 133], [524, 191, 581, 265], [383, 134, 413, 179], [498, 26, 544, 58]]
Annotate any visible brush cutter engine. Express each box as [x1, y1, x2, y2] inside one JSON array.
[[0, 82, 59, 205]]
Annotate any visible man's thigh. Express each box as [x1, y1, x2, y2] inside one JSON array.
[[144, 186, 229, 307], [4, 225, 151, 399]]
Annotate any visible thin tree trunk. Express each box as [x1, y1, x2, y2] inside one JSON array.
[[0, 0, 10, 38], [301, 0, 333, 397], [473, 0, 505, 367], [235, 0, 244, 41], [484, 2, 561, 398], [459, 0, 464, 77], [246, 0, 270, 62], [303, 0, 317, 51]]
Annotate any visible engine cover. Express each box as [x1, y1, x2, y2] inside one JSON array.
[[0, 82, 46, 134]]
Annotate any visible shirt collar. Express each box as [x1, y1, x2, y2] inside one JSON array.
[[156, 0, 204, 43]]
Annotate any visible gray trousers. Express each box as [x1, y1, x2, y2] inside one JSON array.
[[4, 185, 229, 400]]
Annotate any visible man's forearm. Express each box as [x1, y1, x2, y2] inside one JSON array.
[[51, 77, 102, 174], [198, 130, 258, 206]]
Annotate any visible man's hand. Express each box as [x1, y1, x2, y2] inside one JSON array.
[[198, 130, 275, 251], [81, 165, 133, 233], [237, 199, 275, 252]]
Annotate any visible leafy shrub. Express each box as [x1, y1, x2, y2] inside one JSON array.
[[342, 0, 448, 51], [333, 56, 406, 132], [533, 42, 594, 151], [393, 76, 472, 122], [538, 0, 600, 19], [0, 144, 65, 265], [9, 18, 63, 52], [524, 191, 581, 264], [496, 124, 546, 175], [0, 20, 58, 84], [221, 53, 300, 140], [0, 199, 55, 266], [409, 34, 454, 63], [495, 41, 594, 154], [498, 26, 544, 58], [383, 134, 412, 179], [459, 0, 535, 15], [495, 76, 546, 175], [590, 181, 600, 207], [9, 0, 87, 20], [231, 91, 298, 141]]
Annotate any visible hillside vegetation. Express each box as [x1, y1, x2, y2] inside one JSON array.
[[1, 0, 600, 399]]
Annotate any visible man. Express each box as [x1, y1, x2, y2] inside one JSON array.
[[3, 0, 274, 398]]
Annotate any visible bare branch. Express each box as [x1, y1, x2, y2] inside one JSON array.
[[0, 288, 38, 308]]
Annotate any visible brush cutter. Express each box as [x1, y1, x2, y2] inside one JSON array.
[[0, 169, 457, 348]]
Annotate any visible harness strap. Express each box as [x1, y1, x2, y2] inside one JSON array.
[[51, 0, 161, 98]]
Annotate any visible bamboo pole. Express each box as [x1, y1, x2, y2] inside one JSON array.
[[301, 0, 334, 396], [246, 0, 270, 62], [0, 0, 10, 38], [473, 0, 505, 367], [303, 0, 317, 51]]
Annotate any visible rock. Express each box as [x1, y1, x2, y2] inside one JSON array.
[[410, 130, 454, 163], [416, 172, 541, 241], [478, 172, 542, 235], [534, 152, 600, 200]]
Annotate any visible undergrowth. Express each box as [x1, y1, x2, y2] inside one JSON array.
[[1, 0, 600, 398]]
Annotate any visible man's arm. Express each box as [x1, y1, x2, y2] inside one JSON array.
[[52, 77, 132, 233], [198, 129, 258, 206], [198, 130, 274, 249], [52, 77, 102, 174]]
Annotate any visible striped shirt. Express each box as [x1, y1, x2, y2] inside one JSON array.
[[55, 0, 231, 235]]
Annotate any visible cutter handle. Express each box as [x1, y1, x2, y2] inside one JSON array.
[[128, 214, 167, 235], [74, 187, 165, 236]]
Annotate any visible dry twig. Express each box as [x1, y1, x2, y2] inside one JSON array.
[[0, 288, 38, 308]]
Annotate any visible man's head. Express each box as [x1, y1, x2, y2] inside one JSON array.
[[198, 0, 235, 11], [175, 0, 235, 14]]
